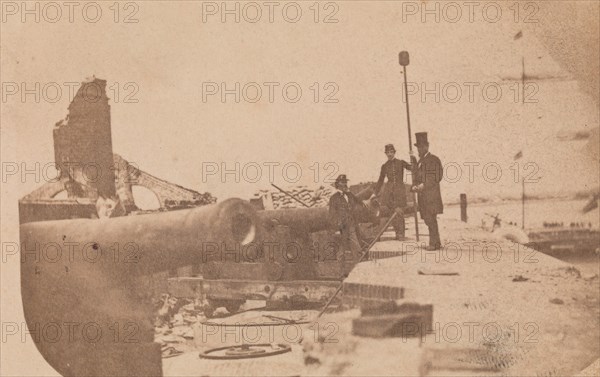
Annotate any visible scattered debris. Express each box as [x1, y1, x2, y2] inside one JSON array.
[[418, 268, 459, 276], [154, 294, 204, 345], [156, 334, 186, 344], [161, 346, 184, 359], [563, 266, 583, 278], [171, 326, 194, 339], [304, 355, 321, 365]]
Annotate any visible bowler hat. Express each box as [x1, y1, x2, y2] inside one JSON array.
[[414, 132, 429, 147], [384, 144, 396, 153]]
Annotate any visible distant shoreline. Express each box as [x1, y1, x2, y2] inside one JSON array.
[[445, 193, 598, 207]]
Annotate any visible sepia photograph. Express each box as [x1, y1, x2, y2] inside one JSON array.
[[1, 1, 599, 376]]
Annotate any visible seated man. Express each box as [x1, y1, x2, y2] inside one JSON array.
[[328, 174, 365, 262]]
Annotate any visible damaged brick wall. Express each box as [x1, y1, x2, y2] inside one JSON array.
[[113, 153, 216, 211], [53, 77, 116, 199], [20, 77, 216, 224]]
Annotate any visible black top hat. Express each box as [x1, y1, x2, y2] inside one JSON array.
[[414, 132, 429, 146], [384, 144, 396, 153], [334, 174, 349, 187]]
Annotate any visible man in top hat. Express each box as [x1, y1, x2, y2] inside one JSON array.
[[411, 132, 444, 250], [329, 174, 365, 261], [373, 144, 412, 240]]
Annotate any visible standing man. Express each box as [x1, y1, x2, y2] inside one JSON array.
[[329, 174, 365, 261], [373, 144, 412, 240], [411, 132, 444, 250]]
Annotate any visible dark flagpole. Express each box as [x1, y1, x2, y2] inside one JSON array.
[[399, 51, 419, 241], [521, 56, 525, 230]]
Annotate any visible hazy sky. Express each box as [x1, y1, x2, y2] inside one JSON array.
[[2, 1, 598, 207], [1, 1, 599, 375]]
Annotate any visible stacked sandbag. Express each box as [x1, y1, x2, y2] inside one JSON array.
[[163, 192, 217, 210], [252, 185, 337, 209]]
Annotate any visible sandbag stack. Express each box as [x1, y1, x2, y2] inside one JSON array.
[[252, 185, 337, 209]]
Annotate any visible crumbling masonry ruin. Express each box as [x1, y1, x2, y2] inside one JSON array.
[[19, 77, 216, 224]]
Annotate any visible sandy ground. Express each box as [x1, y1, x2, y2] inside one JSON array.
[[158, 218, 599, 376]]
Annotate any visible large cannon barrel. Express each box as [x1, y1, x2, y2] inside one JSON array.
[[257, 196, 382, 235], [19, 198, 259, 377], [20, 198, 259, 276], [258, 207, 331, 233]]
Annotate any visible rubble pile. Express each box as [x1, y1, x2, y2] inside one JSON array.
[[253, 185, 337, 209], [153, 294, 206, 356]]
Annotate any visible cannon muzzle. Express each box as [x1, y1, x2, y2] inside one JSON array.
[[20, 198, 259, 376]]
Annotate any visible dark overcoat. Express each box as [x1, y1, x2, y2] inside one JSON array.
[[328, 191, 363, 234], [414, 153, 443, 215], [373, 158, 410, 208]]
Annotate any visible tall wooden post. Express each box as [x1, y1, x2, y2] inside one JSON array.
[[399, 51, 420, 241], [460, 193, 467, 222], [521, 179, 525, 229]]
